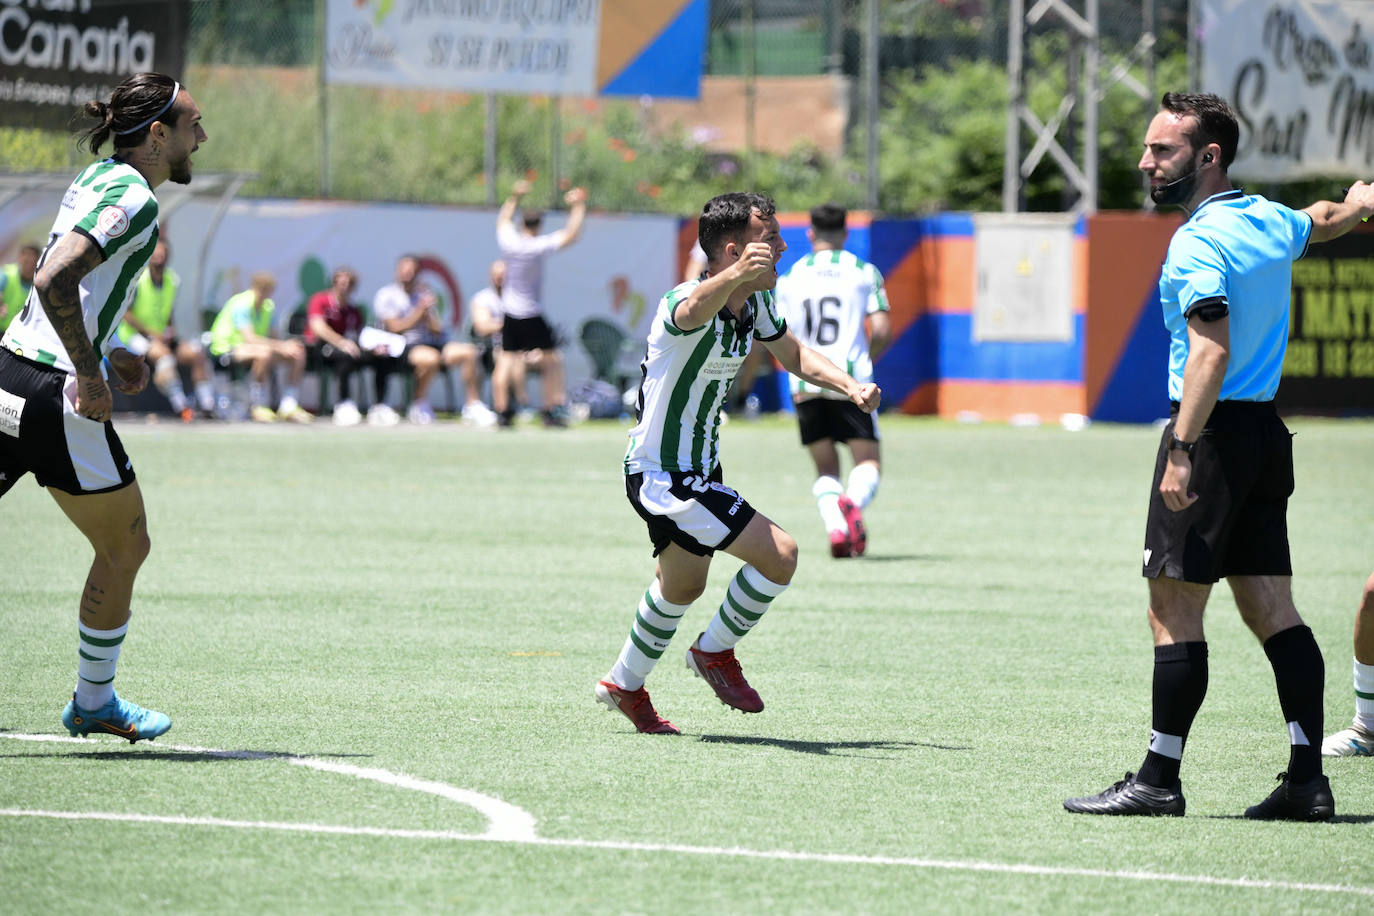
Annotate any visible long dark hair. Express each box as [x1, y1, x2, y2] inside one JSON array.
[[78, 72, 181, 155]]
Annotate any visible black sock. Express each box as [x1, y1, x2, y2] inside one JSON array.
[[1137, 641, 1208, 788], [1262, 625, 1324, 783]]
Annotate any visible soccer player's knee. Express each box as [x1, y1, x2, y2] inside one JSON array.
[[132, 527, 152, 567], [1361, 572, 1374, 613], [772, 532, 799, 583], [100, 525, 151, 572], [662, 580, 706, 605]]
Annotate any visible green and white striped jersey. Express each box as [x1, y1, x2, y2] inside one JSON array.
[[774, 249, 887, 400], [624, 279, 787, 474], [2, 159, 160, 374]]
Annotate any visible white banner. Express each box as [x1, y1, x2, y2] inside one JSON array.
[[324, 0, 602, 95], [1201, 0, 1374, 180]]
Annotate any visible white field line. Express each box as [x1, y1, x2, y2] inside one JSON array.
[[2, 808, 1371, 898], [0, 733, 536, 842], [3, 734, 1372, 898], [285, 757, 537, 842]]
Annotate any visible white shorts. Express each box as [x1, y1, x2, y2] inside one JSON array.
[[625, 466, 757, 557], [0, 348, 135, 497]]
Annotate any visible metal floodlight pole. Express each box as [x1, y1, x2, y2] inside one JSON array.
[[485, 92, 498, 206], [1083, 0, 1099, 212], [317, 0, 330, 198], [1144, 0, 1157, 206], [865, 0, 880, 210], [1004, 0, 1026, 212], [744, 0, 756, 186], [550, 96, 562, 209], [1004, 0, 1101, 213], [1187, 0, 1199, 90]]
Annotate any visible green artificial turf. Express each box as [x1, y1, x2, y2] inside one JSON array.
[[1, 415, 1371, 914]]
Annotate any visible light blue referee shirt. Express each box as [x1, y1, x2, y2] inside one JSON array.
[[1159, 189, 1312, 402]]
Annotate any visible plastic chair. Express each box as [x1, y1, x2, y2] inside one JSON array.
[[579, 318, 635, 390]]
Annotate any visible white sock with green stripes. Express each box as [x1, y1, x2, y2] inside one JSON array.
[[1355, 659, 1374, 732], [846, 462, 880, 509], [812, 476, 846, 534], [607, 581, 691, 690], [698, 565, 788, 652], [75, 621, 127, 710]]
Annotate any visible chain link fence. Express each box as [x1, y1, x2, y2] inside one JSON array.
[[3, 0, 1192, 215]]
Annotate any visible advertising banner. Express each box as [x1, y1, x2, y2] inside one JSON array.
[[1200, 0, 1374, 181], [0, 0, 188, 131], [324, 0, 705, 98], [1279, 229, 1374, 410]]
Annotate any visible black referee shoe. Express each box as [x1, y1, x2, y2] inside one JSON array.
[[1063, 772, 1185, 816], [1244, 772, 1334, 821]]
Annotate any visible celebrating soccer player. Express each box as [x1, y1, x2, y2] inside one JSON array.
[[596, 192, 880, 734]]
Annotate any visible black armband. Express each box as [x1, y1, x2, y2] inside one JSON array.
[[1184, 296, 1228, 322]]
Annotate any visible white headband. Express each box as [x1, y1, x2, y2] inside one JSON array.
[[114, 82, 181, 136]]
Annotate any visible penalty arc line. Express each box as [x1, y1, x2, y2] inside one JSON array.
[[0, 732, 537, 842], [2, 734, 1371, 898]]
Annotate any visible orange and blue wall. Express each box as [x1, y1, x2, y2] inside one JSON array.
[[682, 211, 1181, 423]]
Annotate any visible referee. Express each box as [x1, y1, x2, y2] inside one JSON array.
[[1064, 93, 1374, 820]]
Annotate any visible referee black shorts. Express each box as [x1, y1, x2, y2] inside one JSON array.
[[0, 347, 136, 499], [1142, 400, 1293, 584], [795, 397, 878, 446]]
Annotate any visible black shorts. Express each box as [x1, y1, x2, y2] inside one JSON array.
[[0, 347, 136, 499], [795, 397, 878, 446], [625, 465, 758, 557], [1142, 400, 1293, 584], [502, 314, 557, 352]]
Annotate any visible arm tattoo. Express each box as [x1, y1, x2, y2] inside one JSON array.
[[35, 236, 105, 377]]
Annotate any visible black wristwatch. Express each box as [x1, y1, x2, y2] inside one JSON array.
[[1167, 434, 1196, 458]]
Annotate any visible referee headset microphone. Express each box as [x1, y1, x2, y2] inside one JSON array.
[[1148, 147, 1217, 209], [1155, 151, 1211, 196]]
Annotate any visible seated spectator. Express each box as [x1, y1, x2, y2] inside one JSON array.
[[208, 271, 311, 423], [115, 240, 217, 420], [469, 259, 505, 379], [304, 267, 403, 426], [372, 254, 495, 426], [471, 258, 553, 427], [0, 242, 39, 334]]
